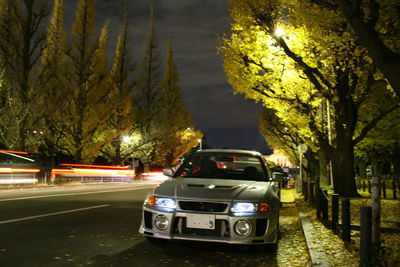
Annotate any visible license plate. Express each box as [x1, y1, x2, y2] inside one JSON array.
[[186, 214, 215, 230]]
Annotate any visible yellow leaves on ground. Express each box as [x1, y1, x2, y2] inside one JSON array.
[[300, 191, 400, 265]]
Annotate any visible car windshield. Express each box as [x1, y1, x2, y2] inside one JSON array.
[[174, 152, 269, 181]]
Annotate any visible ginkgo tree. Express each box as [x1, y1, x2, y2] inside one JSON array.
[[219, 0, 399, 196], [100, 1, 135, 165], [52, 0, 114, 163], [157, 41, 203, 166], [320, 0, 400, 97], [259, 107, 321, 181]]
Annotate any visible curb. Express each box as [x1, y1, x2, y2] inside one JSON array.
[[293, 191, 332, 267]]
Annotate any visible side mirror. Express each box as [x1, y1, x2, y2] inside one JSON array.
[[163, 168, 174, 177], [272, 172, 284, 182]]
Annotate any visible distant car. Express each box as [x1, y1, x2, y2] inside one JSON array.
[[139, 149, 281, 246]]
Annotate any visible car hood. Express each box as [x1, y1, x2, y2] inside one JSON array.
[[154, 177, 271, 201]]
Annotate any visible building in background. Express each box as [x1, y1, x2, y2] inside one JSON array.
[[264, 148, 293, 167]]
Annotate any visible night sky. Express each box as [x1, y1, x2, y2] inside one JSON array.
[[64, 0, 271, 154]]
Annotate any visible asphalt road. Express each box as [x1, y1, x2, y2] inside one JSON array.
[[0, 183, 297, 267]]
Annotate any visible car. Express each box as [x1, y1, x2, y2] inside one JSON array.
[[139, 149, 281, 246]]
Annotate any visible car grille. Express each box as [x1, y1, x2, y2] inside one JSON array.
[[178, 201, 228, 212], [144, 211, 153, 229], [173, 217, 230, 237], [255, 218, 268, 236]]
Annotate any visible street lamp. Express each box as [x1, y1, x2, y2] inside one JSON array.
[[198, 139, 202, 150], [275, 28, 284, 37], [298, 143, 308, 192]]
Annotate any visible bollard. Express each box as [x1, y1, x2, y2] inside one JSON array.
[[316, 188, 323, 218], [332, 194, 339, 232], [322, 190, 328, 220], [303, 181, 307, 201], [342, 198, 351, 242], [360, 206, 372, 266], [382, 181, 386, 198], [310, 181, 315, 202], [393, 181, 397, 199]]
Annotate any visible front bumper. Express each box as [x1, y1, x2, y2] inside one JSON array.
[[139, 205, 278, 244]]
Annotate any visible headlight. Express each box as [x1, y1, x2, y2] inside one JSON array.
[[231, 202, 257, 213], [155, 214, 169, 230], [155, 198, 176, 210], [234, 220, 252, 236]]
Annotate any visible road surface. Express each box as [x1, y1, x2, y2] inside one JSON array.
[[0, 183, 305, 266]]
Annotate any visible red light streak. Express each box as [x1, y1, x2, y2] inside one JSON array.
[[0, 150, 29, 155], [59, 163, 129, 170], [0, 168, 40, 173], [51, 165, 135, 182]]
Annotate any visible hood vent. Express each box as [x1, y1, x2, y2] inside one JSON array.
[[187, 184, 205, 188], [214, 185, 233, 189], [186, 184, 234, 189]]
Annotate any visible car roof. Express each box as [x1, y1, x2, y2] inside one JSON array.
[[194, 149, 263, 157]]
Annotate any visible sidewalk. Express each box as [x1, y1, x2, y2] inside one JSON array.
[[281, 189, 331, 266], [292, 190, 331, 267], [289, 189, 359, 267]]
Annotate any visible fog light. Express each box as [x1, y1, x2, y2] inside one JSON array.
[[155, 214, 169, 230], [234, 220, 252, 236]]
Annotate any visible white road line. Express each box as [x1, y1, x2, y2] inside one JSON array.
[[0, 204, 110, 225], [0, 186, 155, 202]]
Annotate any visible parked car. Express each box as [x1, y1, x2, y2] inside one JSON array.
[[139, 149, 281, 246]]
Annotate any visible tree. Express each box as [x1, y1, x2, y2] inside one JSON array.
[[157, 41, 203, 166], [100, 1, 135, 165], [133, 5, 163, 165], [219, 0, 400, 196], [355, 94, 400, 181], [0, 0, 50, 150], [52, 0, 113, 163], [259, 108, 321, 182], [259, 108, 300, 167], [313, 0, 400, 98], [39, 0, 67, 161]]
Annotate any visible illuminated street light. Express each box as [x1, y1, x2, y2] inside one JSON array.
[[275, 28, 284, 37]]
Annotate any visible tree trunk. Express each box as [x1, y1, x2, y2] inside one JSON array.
[[332, 139, 359, 197], [335, 0, 400, 96], [358, 161, 367, 180], [318, 149, 329, 187]]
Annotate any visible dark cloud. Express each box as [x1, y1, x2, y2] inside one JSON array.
[[63, 0, 270, 154]]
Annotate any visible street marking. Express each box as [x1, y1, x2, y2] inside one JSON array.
[[0, 204, 110, 225], [0, 186, 155, 202]]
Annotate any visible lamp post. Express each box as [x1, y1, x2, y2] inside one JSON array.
[[298, 143, 308, 192]]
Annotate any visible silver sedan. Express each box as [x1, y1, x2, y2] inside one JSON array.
[[139, 149, 281, 246]]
